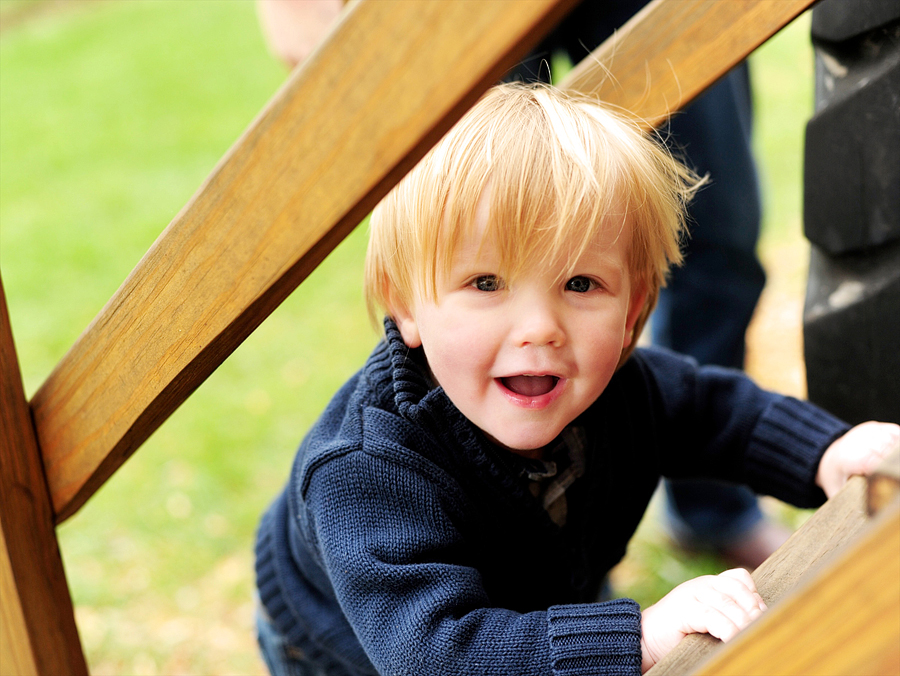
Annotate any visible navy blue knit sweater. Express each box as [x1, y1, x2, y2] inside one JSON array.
[[255, 321, 848, 675]]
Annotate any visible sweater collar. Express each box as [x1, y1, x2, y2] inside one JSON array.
[[381, 318, 436, 414], [381, 319, 480, 445], [376, 319, 552, 496], [378, 319, 574, 535]]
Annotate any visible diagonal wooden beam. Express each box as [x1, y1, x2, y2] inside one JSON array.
[[695, 496, 900, 675], [650, 453, 900, 675], [561, 0, 816, 128], [0, 275, 88, 675], [30, 0, 578, 523], [647, 475, 872, 674]]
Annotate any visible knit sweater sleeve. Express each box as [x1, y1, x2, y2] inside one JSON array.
[[302, 445, 643, 676], [631, 347, 850, 508]]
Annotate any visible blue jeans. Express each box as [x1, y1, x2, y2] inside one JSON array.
[[505, 0, 766, 546], [652, 65, 765, 544]]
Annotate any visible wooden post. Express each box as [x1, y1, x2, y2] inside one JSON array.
[[0, 275, 88, 675]]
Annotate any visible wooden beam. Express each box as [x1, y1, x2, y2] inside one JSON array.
[[868, 446, 900, 515], [695, 497, 900, 675], [648, 475, 871, 674], [31, 0, 577, 523], [0, 275, 88, 675], [752, 475, 871, 604], [0, 535, 37, 676], [561, 0, 815, 128]]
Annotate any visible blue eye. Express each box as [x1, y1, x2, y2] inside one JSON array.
[[472, 275, 503, 292], [566, 276, 595, 293]]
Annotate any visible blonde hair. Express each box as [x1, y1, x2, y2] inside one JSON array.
[[365, 83, 702, 365]]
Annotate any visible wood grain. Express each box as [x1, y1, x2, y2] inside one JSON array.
[[561, 0, 815, 128], [0, 276, 87, 675], [648, 476, 871, 675], [0, 534, 38, 676], [30, 0, 577, 523], [752, 475, 870, 605], [695, 498, 900, 676]]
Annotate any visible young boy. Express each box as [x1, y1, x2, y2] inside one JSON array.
[[255, 83, 899, 676]]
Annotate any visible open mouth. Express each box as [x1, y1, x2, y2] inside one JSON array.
[[499, 375, 560, 397]]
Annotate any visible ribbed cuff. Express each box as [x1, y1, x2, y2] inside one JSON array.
[[254, 502, 295, 641], [548, 599, 642, 676], [745, 397, 850, 508]]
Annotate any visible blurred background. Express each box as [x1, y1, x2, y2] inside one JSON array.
[[1, 1, 813, 673]]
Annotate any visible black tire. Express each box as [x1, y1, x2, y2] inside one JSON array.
[[803, 0, 900, 424]]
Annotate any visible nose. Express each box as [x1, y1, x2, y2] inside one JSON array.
[[510, 293, 565, 348]]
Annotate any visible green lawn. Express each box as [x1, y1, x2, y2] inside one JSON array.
[[1, 2, 814, 674]]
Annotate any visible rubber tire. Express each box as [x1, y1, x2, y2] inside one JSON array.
[[803, 0, 900, 424]]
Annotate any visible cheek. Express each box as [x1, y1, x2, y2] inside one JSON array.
[[577, 317, 628, 371], [419, 314, 495, 389], [426, 326, 488, 377]]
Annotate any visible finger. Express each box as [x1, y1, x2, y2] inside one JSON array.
[[719, 567, 756, 588], [716, 570, 766, 611], [709, 570, 767, 616], [862, 447, 888, 474], [694, 584, 761, 630], [685, 606, 742, 644], [846, 423, 900, 471], [754, 591, 768, 612], [863, 428, 898, 467]]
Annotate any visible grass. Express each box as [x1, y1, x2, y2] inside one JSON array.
[[1, 3, 814, 674]]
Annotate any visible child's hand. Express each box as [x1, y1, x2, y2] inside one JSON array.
[[639, 568, 766, 673], [816, 421, 900, 498]]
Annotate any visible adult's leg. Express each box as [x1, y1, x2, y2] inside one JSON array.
[[651, 65, 775, 561], [652, 65, 764, 369]]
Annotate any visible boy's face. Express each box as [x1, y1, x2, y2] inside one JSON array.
[[394, 198, 647, 459]]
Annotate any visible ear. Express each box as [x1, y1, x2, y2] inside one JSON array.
[[622, 283, 649, 349], [390, 302, 422, 349]]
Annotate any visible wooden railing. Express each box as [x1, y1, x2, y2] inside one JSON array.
[[649, 457, 900, 675], [6, 1, 896, 673]]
